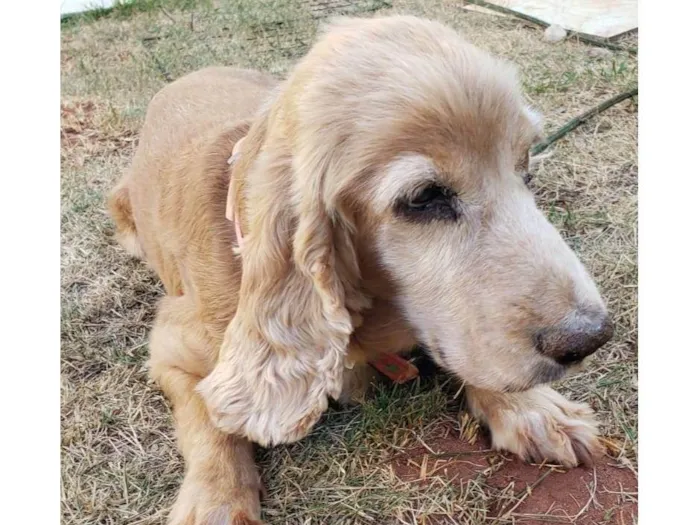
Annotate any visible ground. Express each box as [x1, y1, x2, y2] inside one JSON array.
[[60, 1, 638, 524]]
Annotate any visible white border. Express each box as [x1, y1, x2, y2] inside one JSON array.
[[1, 1, 696, 523], [3, 3, 60, 524], [639, 0, 700, 523]]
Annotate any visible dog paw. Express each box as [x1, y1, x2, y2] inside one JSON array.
[[168, 471, 262, 525], [467, 385, 603, 468]]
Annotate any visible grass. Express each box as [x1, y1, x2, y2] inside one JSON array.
[[61, 1, 638, 523]]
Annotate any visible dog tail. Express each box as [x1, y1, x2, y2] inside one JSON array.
[[107, 181, 145, 259]]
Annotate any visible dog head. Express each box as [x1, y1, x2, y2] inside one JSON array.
[[197, 16, 612, 445]]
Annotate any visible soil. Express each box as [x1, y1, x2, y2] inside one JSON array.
[[391, 426, 637, 524]]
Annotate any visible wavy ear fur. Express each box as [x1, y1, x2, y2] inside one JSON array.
[[196, 97, 370, 446]]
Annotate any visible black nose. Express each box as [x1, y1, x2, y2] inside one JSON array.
[[534, 313, 614, 365]]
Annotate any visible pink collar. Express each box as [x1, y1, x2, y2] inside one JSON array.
[[234, 210, 245, 249], [227, 144, 246, 249]]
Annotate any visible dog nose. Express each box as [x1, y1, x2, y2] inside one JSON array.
[[534, 313, 614, 365]]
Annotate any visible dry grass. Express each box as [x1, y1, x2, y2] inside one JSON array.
[[61, 1, 638, 523]]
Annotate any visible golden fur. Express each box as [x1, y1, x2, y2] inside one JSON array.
[[109, 16, 612, 524]]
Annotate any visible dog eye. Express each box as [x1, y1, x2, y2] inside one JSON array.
[[521, 171, 533, 187], [396, 184, 458, 222], [408, 185, 446, 208]]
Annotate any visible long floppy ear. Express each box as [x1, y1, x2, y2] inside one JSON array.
[[196, 106, 370, 446]]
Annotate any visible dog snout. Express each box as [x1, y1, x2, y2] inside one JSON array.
[[534, 312, 614, 365]]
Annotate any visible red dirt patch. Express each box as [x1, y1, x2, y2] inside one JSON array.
[[390, 427, 637, 524]]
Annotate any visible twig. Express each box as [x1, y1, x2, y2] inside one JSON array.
[[498, 468, 555, 519], [159, 6, 176, 25], [531, 87, 638, 156], [570, 33, 637, 56], [414, 431, 438, 454], [463, 1, 637, 55], [421, 450, 491, 460], [140, 39, 174, 83], [572, 467, 598, 520], [379, 449, 491, 467]]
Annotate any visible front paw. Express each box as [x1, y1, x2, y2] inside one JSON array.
[[168, 470, 263, 525], [467, 385, 603, 468]]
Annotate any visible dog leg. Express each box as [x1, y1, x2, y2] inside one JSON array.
[[149, 296, 263, 525], [107, 181, 145, 260], [464, 384, 603, 467], [338, 361, 378, 406], [339, 302, 418, 405]]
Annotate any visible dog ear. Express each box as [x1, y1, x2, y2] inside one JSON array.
[[196, 111, 370, 446]]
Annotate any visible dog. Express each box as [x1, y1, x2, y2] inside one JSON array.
[[108, 15, 613, 524]]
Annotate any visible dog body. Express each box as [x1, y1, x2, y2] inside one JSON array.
[[109, 16, 612, 524]]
